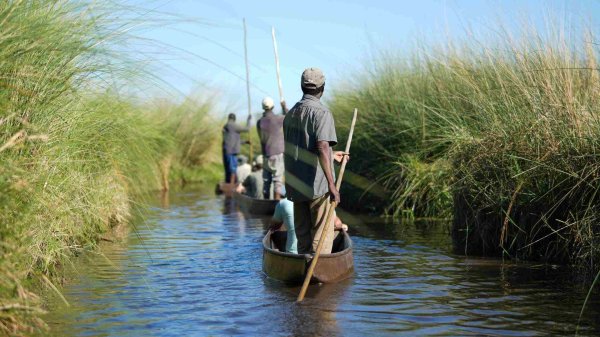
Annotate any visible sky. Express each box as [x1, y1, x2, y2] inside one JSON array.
[[122, 0, 600, 117]]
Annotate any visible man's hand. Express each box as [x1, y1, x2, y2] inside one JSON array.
[[281, 100, 288, 113], [235, 184, 245, 193], [333, 151, 349, 163], [329, 183, 340, 204]]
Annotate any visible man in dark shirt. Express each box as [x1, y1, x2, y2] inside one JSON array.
[[283, 68, 346, 254], [222, 113, 251, 185], [257, 96, 289, 200]]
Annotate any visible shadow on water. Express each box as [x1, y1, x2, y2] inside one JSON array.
[[261, 277, 352, 337], [41, 187, 600, 336]]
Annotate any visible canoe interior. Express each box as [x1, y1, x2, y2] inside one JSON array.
[[270, 231, 347, 255], [262, 230, 354, 284], [234, 192, 278, 215]]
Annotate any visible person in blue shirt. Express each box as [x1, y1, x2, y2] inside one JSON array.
[[271, 197, 297, 253], [270, 188, 348, 255]]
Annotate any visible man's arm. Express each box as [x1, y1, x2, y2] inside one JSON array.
[[281, 100, 289, 115], [316, 140, 340, 204], [235, 115, 252, 133]]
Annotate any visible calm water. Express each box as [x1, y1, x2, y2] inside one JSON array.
[[43, 188, 600, 336]]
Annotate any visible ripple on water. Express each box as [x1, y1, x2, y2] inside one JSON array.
[[43, 190, 600, 337]]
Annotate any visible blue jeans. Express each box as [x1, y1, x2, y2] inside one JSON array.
[[223, 152, 238, 182]]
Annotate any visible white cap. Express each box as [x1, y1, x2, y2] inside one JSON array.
[[253, 154, 264, 167], [262, 97, 274, 110]]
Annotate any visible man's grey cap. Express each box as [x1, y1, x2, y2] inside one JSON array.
[[301, 67, 325, 89], [237, 154, 248, 165]]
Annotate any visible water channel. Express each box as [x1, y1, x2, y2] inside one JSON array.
[[43, 188, 600, 336]]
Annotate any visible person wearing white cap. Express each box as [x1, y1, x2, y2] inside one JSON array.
[[282, 67, 348, 255], [257, 96, 289, 200]]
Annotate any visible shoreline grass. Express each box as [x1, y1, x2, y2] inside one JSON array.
[[331, 20, 600, 276], [0, 1, 221, 334]]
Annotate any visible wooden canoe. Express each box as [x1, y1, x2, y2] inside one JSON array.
[[233, 191, 278, 215], [216, 182, 236, 196], [262, 229, 354, 284]]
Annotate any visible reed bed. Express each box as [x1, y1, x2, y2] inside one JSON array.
[[331, 23, 600, 272], [0, 1, 219, 334]]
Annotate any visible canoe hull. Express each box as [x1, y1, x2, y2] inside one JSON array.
[[262, 230, 354, 284], [216, 182, 236, 196], [234, 192, 278, 215]]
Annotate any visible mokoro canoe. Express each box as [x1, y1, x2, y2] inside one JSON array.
[[233, 191, 278, 215], [262, 229, 354, 284], [215, 182, 236, 195]]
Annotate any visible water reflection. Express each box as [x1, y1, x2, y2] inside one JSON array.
[[261, 278, 351, 336], [42, 188, 600, 336]]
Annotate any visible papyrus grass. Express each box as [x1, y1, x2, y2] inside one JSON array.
[[331, 20, 600, 274], [0, 1, 219, 334]]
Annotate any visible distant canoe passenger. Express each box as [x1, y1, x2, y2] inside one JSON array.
[[236, 155, 251, 184], [283, 67, 347, 254], [236, 155, 264, 199], [222, 113, 251, 184], [257, 96, 289, 200]]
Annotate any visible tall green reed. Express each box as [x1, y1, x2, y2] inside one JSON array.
[[331, 21, 600, 272], [0, 1, 220, 334]]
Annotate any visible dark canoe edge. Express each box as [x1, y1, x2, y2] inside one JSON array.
[[262, 229, 354, 284], [233, 191, 278, 215]]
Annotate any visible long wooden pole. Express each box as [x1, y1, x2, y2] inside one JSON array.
[[243, 18, 253, 160], [271, 26, 284, 105], [297, 108, 358, 302]]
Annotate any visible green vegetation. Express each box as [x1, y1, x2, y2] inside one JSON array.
[[331, 24, 600, 272], [0, 1, 219, 334], [144, 96, 222, 188]]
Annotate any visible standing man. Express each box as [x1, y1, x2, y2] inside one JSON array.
[[257, 96, 289, 199], [222, 113, 251, 185], [283, 67, 346, 254]]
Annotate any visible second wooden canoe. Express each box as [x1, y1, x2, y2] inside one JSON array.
[[216, 182, 236, 196], [233, 191, 278, 215], [262, 229, 354, 284]]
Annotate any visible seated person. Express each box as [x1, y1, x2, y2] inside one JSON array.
[[271, 196, 297, 253], [270, 191, 348, 255], [236, 155, 264, 199], [236, 155, 251, 184]]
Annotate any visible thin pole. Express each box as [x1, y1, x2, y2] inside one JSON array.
[[297, 108, 358, 302], [271, 26, 284, 105], [243, 18, 253, 160]]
